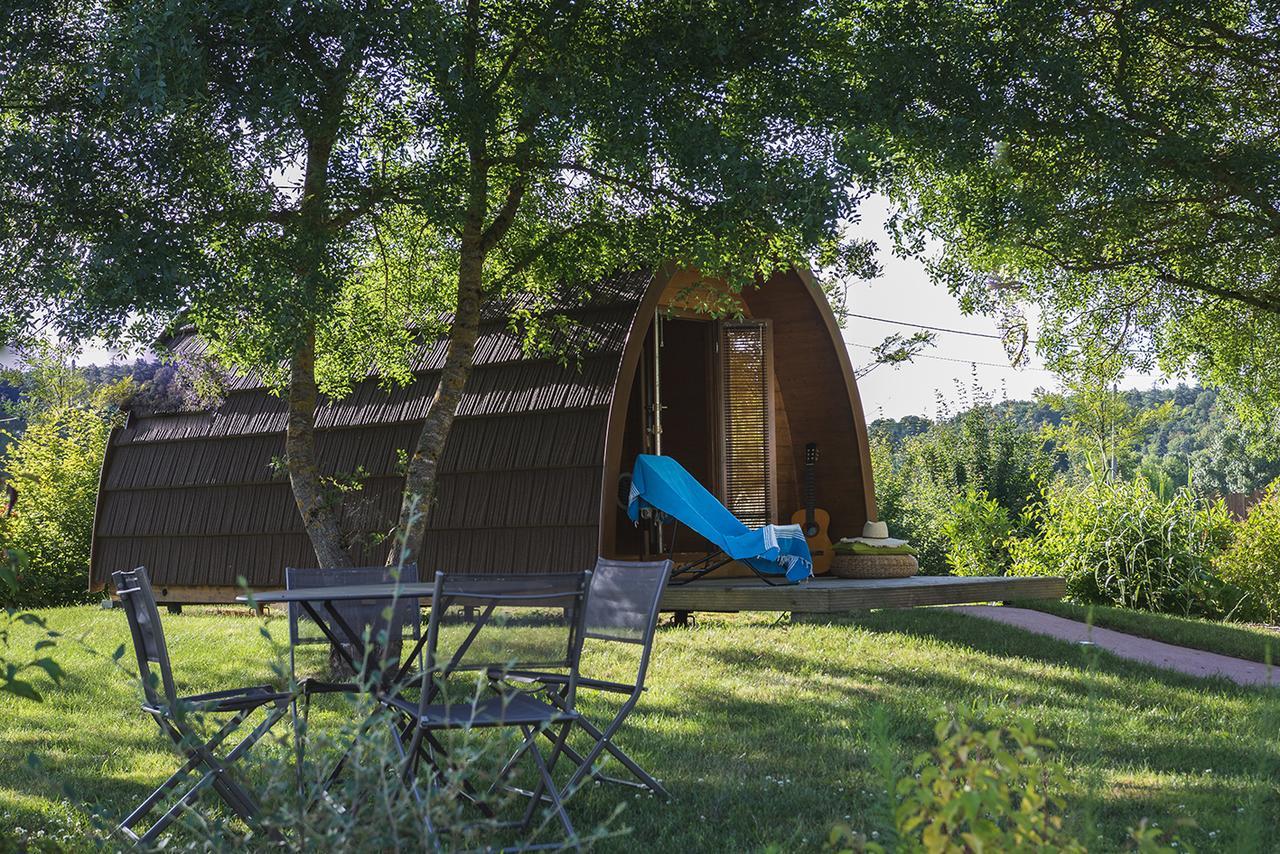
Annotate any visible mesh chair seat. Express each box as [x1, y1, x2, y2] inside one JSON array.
[[143, 685, 293, 716], [489, 669, 637, 695], [385, 691, 579, 728]]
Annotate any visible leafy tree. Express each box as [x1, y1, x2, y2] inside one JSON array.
[[868, 414, 932, 449], [1038, 353, 1172, 483], [1187, 409, 1280, 495], [854, 330, 937, 379], [855, 0, 1280, 420], [0, 347, 130, 607], [5, 0, 882, 569]]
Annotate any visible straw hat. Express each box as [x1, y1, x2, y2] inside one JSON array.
[[840, 519, 909, 548]]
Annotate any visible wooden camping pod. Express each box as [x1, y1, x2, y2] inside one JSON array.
[[88, 266, 877, 602]]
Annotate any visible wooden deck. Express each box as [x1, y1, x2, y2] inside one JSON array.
[[658, 574, 1066, 613]]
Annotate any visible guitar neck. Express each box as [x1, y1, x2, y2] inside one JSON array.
[[803, 443, 817, 528]]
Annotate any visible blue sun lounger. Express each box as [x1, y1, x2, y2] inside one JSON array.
[[626, 454, 813, 585]]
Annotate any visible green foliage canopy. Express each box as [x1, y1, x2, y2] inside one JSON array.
[[856, 0, 1280, 419]]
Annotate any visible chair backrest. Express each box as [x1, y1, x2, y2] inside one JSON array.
[[582, 558, 672, 689], [419, 571, 592, 712], [112, 567, 179, 709], [285, 563, 421, 654]]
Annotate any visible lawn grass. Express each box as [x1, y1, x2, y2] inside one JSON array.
[[1013, 599, 1280, 664], [2, 604, 1279, 852]]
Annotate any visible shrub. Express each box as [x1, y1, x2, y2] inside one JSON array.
[[1009, 478, 1235, 617], [872, 405, 1049, 574], [1215, 479, 1280, 622], [828, 711, 1191, 854], [0, 404, 114, 607], [941, 488, 1014, 576], [893, 713, 1085, 853]]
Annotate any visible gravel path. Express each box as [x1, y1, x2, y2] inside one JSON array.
[[952, 605, 1278, 688]]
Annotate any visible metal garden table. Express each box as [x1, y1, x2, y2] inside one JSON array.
[[238, 582, 436, 680], [236, 583, 438, 800]]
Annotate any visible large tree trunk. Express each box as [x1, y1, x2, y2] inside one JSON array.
[[389, 5, 491, 567], [283, 105, 351, 570], [285, 332, 352, 569]]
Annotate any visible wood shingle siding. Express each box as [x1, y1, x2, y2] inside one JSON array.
[[91, 270, 653, 594]]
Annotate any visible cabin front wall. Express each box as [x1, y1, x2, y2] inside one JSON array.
[[600, 267, 876, 565], [742, 270, 875, 542]]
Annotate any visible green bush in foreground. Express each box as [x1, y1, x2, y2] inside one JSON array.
[[894, 714, 1085, 853], [1215, 480, 1280, 623], [1009, 478, 1234, 618], [829, 713, 1189, 854]]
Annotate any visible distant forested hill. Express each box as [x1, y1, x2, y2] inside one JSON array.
[[871, 385, 1280, 495]]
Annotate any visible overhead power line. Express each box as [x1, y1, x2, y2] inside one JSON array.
[[846, 341, 1053, 373], [844, 312, 1038, 344]]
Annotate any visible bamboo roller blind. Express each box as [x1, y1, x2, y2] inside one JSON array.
[[718, 321, 775, 528]]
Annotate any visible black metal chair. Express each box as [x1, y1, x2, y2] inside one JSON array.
[[493, 558, 673, 800], [111, 567, 290, 846], [385, 570, 593, 848]]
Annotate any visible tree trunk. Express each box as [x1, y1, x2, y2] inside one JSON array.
[[390, 228, 486, 565], [286, 333, 352, 568], [281, 94, 353, 571]]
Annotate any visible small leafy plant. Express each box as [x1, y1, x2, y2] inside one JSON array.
[[830, 711, 1193, 854], [894, 713, 1085, 853]]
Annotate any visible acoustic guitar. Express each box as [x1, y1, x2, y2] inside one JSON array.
[[790, 442, 833, 574]]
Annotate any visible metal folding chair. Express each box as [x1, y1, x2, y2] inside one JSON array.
[[493, 558, 673, 800], [111, 567, 290, 846], [384, 571, 592, 848]]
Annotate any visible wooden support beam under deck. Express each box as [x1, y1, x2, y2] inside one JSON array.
[[659, 575, 1066, 613]]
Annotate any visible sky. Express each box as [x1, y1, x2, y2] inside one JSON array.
[[837, 194, 1169, 419], [3, 193, 1172, 417]]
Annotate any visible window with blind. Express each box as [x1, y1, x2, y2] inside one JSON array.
[[717, 320, 775, 528]]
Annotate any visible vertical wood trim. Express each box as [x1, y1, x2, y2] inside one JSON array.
[[598, 264, 676, 559], [88, 422, 121, 592], [764, 321, 778, 523]]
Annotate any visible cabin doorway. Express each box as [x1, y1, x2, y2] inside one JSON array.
[[613, 312, 777, 559]]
